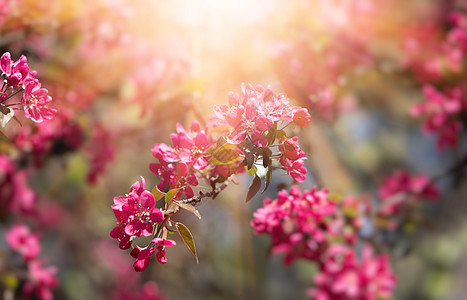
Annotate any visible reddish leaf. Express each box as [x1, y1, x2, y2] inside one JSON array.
[[259, 147, 272, 168], [246, 174, 261, 202], [262, 166, 272, 194]]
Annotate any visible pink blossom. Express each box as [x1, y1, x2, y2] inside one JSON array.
[[1, 53, 32, 87], [0, 156, 37, 215], [293, 107, 311, 127], [132, 247, 156, 272], [214, 83, 301, 147], [378, 170, 439, 217], [279, 137, 305, 161], [153, 238, 176, 264], [0, 0, 9, 27], [21, 79, 56, 123], [308, 244, 396, 300], [139, 281, 167, 300], [23, 261, 58, 300], [251, 186, 346, 265], [111, 177, 164, 248], [171, 161, 199, 198], [411, 84, 466, 149], [279, 137, 307, 183], [150, 121, 213, 196], [170, 121, 213, 170], [5, 224, 41, 261]]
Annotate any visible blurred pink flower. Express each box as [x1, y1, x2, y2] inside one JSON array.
[[5, 223, 41, 261], [378, 170, 439, 216], [308, 244, 396, 300], [23, 261, 58, 300]]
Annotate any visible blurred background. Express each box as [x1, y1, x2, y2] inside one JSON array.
[[1, 0, 467, 299]]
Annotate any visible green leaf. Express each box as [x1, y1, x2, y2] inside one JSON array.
[[175, 202, 201, 219], [246, 174, 261, 202], [246, 165, 256, 176], [152, 186, 166, 202], [206, 139, 232, 155], [165, 188, 180, 203], [175, 222, 199, 263], [209, 148, 240, 164]]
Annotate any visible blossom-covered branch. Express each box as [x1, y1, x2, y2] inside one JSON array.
[[110, 83, 311, 271], [0, 52, 56, 127]]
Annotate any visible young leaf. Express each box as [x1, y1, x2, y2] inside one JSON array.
[[152, 185, 166, 202], [259, 147, 272, 168], [262, 166, 272, 194], [246, 174, 261, 202], [175, 202, 201, 219], [266, 122, 278, 145], [246, 165, 256, 176], [276, 129, 287, 141], [165, 188, 180, 203], [209, 148, 240, 164], [175, 222, 199, 264], [244, 147, 257, 170]]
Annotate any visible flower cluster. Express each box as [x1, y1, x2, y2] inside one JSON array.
[[402, 11, 467, 83], [272, 34, 370, 123], [411, 85, 467, 149], [279, 137, 307, 183], [150, 121, 215, 198], [251, 185, 396, 299], [95, 240, 167, 300], [0, 155, 37, 215], [111, 83, 312, 272], [377, 170, 439, 227], [251, 186, 359, 265], [4, 224, 58, 300], [149, 83, 311, 202], [212, 83, 310, 184], [0, 52, 56, 125], [308, 244, 396, 300], [403, 9, 467, 152], [214, 84, 309, 146], [111, 177, 176, 271]]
